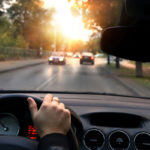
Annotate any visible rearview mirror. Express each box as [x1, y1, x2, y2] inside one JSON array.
[[126, 0, 150, 19], [100, 26, 150, 62]]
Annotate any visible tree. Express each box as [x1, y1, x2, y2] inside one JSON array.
[[81, 0, 122, 29], [67, 40, 85, 53], [0, 16, 28, 48], [69, 0, 122, 56], [0, 0, 12, 17], [85, 37, 101, 54], [67, 0, 122, 30], [7, 0, 55, 51]]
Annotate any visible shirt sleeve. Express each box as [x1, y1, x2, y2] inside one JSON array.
[[38, 133, 70, 150]]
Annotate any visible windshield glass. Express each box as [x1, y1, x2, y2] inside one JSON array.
[[0, 0, 150, 98]]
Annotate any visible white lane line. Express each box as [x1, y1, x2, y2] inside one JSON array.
[[35, 74, 57, 90]]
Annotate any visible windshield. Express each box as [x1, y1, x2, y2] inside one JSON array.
[[0, 0, 150, 98]]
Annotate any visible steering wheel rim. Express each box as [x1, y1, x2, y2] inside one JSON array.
[[0, 94, 79, 150]]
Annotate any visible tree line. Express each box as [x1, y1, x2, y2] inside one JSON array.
[[0, 0, 55, 51], [0, 0, 122, 54]]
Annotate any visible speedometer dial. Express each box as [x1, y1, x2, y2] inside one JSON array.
[[0, 113, 20, 136]]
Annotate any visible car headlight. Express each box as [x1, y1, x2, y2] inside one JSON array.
[[59, 58, 64, 61], [49, 57, 53, 61]]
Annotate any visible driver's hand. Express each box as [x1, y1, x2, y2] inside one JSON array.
[[27, 94, 71, 138]]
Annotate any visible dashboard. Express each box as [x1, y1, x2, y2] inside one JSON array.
[[0, 92, 150, 150]]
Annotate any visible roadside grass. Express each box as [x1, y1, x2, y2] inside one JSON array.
[[133, 77, 150, 89], [108, 63, 150, 89], [130, 61, 150, 67], [143, 63, 150, 67]]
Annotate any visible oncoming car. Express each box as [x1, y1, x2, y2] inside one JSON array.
[[80, 52, 94, 65], [48, 52, 66, 65]]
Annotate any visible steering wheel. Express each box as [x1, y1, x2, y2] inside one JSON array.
[[0, 94, 79, 150]]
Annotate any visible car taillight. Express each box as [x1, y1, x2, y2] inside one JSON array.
[[91, 56, 94, 60], [27, 125, 37, 140]]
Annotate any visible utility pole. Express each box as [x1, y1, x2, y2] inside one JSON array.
[[54, 26, 57, 52]]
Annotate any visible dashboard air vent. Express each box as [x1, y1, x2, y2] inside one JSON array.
[[134, 132, 150, 150], [109, 130, 130, 150], [83, 129, 105, 150]]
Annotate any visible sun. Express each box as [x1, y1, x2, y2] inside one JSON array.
[[41, 0, 92, 41]]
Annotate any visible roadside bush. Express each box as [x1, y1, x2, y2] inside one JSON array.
[[0, 17, 29, 49], [0, 54, 6, 61]]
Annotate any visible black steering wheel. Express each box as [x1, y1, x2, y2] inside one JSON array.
[[0, 94, 79, 150]]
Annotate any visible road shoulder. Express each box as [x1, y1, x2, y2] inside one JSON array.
[[0, 59, 47, 73], [102, 64, 150, 97]]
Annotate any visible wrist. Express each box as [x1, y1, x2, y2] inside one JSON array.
[[39, 130, 67, 138]]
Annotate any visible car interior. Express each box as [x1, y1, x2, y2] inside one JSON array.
[[0, 0, 150, 150]]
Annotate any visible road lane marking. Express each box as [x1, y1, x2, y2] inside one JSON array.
[[35, 74, 57, 90]]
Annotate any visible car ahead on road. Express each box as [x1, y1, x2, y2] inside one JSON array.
[[48, 52, 66, 65], [80, 52, 94, 65]]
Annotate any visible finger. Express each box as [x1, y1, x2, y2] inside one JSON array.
[[27, 97, 37, 118], [59, 103, 65, 109], [51, 100, 59, 106], [53, 97, 60, 104], [42, 94, 53, 105]]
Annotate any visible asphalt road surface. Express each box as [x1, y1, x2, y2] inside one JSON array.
[[0, 58, 149, 97]]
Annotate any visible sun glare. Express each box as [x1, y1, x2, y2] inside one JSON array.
[[42, 0, 92, 41]]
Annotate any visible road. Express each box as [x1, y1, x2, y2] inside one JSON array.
[[0, 58, 149, 97]]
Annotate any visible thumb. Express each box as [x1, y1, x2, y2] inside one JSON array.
[[27, 97, 37, 119]]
